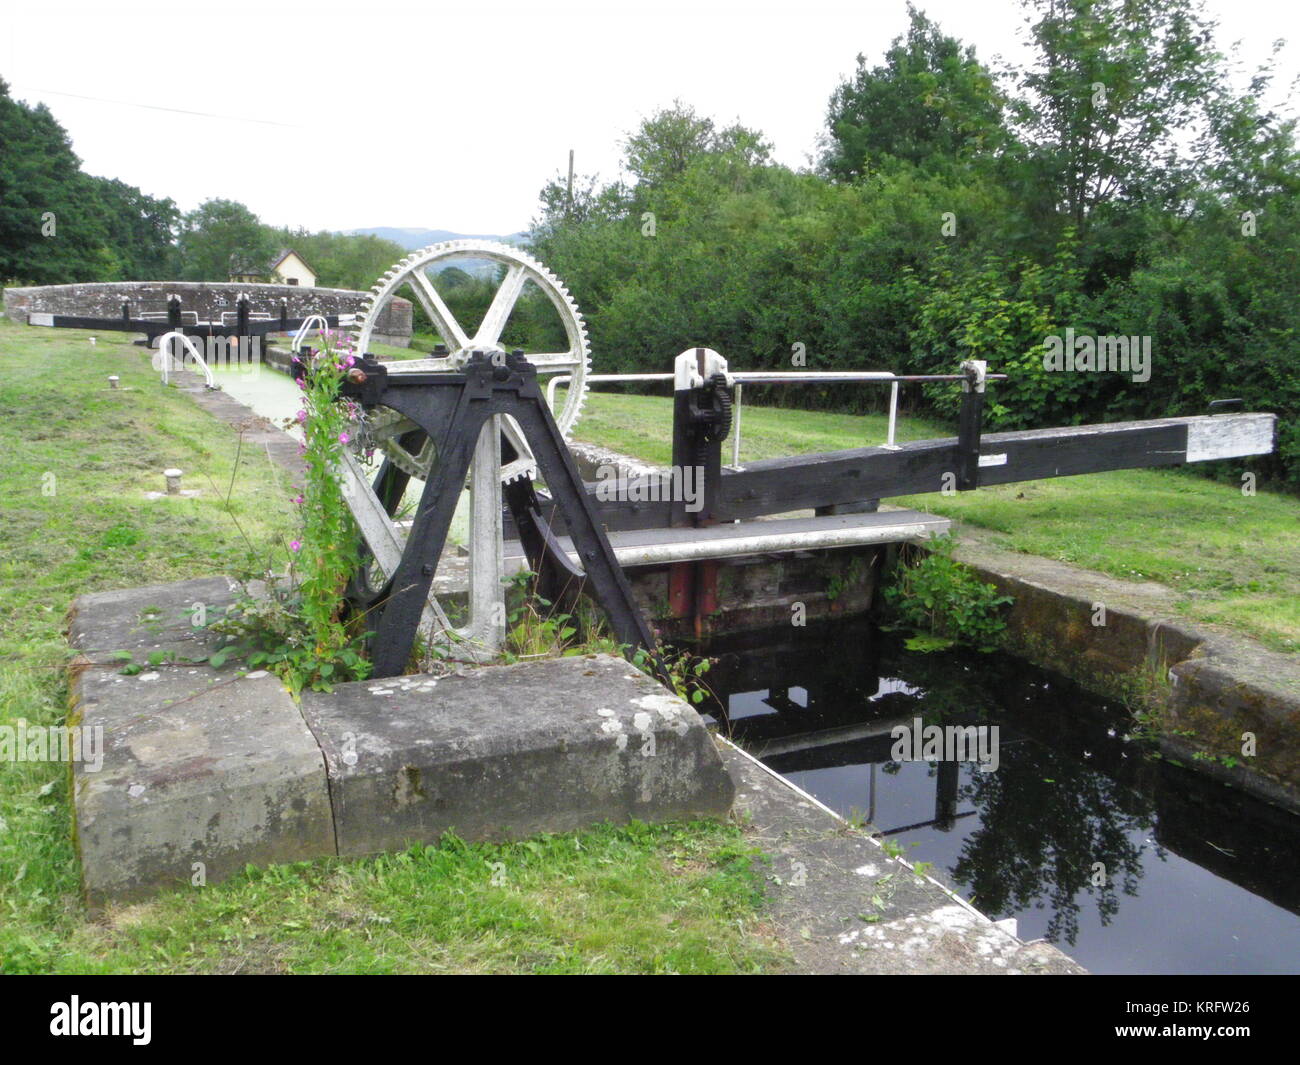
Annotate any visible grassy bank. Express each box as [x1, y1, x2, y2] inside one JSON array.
[[572, 390, 1300, 652], [0, 319, 778, 974]]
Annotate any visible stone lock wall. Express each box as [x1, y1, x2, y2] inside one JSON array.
[[3, 281, 412, 346]]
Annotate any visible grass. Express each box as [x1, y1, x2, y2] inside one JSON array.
[[0, 318, 780, 974], [572, 390, 1300, 652], [365, 336, 437, 360], [896, 471, 1300, 652], [17, 824, 774, 975], [572, 389, 937, 465]]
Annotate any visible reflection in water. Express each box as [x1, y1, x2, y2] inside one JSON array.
[[693, 621, 1300, 974], [947, 744, 1150, 947]]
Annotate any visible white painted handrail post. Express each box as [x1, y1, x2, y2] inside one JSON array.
[[547, 373, 568, 410], [291, 314, 331, 353], [885, 379, 900, 449], [731, 381, 743, 467]]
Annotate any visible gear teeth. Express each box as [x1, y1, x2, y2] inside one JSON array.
[[355, 238, 592, 478]]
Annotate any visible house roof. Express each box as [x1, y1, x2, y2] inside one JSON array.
[[269, 248, 316, 276], [229, 248, 317, 278]]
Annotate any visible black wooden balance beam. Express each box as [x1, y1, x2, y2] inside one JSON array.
[[26, 297, 346, 344], [555, 410, 1276, 535]]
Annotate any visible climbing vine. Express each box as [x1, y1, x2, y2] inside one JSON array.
[[208, 332, 372, 694]]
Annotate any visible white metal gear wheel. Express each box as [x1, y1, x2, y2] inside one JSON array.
[[351, 240, 591, 483]]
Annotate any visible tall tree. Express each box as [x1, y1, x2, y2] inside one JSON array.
[[623, 101, 771, 192], [821, 4, 1009, 182], [90, 177, 178, 279], [175, 198, 276, 281], [0, 79, 114, 283], [1014, 0, 1226, 228]]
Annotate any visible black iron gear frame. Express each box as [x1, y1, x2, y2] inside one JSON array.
[[337, 350, 661, 680]]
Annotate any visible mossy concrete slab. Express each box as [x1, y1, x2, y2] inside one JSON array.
[[1166, 634, 1300, 800], [67, 576, 252, 667], [721, 740, 1084, 974], [65, 582, 734, 906], [71, 664, 335, 908], [300, 655, 735, 857]]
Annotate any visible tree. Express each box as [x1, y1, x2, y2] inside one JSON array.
[[269, 227, 407, 291], [175, 198, 276, 281], [821, 4, 1009, 182], [1015, 0, 1226, 229], [0, 79, 115, 283], [623, 101, 771, 192], [534, 170, 628, 233], [90, 177, 178, 279]]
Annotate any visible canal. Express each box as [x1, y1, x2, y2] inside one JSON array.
[[696, 620, 1300, 974]]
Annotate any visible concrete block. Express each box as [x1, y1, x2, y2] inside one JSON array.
[[71, 665, 335, 906], [67, 576, 251, 667], [300, 654, 735, 857]]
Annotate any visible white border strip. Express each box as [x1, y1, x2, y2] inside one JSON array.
[[1185, 413, 1275, 462]]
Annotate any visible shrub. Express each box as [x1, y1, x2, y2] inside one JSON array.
[[883, 537, 1013, 650]]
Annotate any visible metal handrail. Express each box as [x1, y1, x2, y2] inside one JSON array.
[[292, 314, 332, 353], [219, 310, 272, 326], [545, 369, 1004, 465], [155, 330, 215, 388]]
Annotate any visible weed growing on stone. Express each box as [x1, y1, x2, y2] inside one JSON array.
[[882, 536, 1013, 650]]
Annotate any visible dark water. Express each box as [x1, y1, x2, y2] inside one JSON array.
[[691, 621, 1300, 975]]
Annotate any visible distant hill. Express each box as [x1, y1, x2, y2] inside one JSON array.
[[349, 227, 528, 250]]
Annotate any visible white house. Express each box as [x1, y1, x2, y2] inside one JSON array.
[[230, 248, 317, 287], [268, 249, 316, 287]]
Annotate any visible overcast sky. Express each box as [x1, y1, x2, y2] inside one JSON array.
[[5, 0, 1297, 235]]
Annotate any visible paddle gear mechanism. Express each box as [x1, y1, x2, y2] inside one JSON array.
[[351, 240, 591, 485], [337, 350, 661, 680]]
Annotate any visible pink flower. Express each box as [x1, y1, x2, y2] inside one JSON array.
[[292, 494, 304, 505], [289, 540, 302, 552], [338, 432, 351, 444], [296, 409, 308, 423]]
